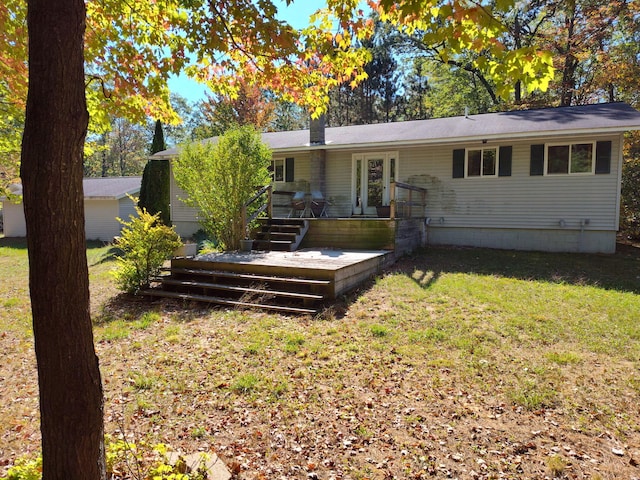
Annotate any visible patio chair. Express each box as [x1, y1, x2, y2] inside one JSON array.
[[310, 191, 328, 217], [288, 191, 307, 218]]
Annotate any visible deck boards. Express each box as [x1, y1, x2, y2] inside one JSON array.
[[194, 249, 391, 271], [172, 248, 395, 299]]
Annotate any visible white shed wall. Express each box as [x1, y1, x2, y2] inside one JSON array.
[[2, 198, 131, 242], [118, 195, 137, 222], [2, 201, 26, 237], [84, 199, 121, 241]]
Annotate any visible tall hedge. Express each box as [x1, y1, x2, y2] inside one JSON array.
[[139, 120, 170, 225], [150, 119, 166, 155], [138, 160, 170, 226]]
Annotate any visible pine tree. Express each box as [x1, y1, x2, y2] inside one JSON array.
[[139, 120, 170, 225], [150, 119, 166, 154]]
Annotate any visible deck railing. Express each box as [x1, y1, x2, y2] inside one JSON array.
[[241, 185, 272, 237], [389, 182, 427, 219], [243, 181, 426, 224]]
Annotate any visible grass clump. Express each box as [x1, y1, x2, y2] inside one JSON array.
[[369, 324, 390, 338], [508, 379, 558, 411], [544, 351, 582, 365], [231, 373, 261, 394]]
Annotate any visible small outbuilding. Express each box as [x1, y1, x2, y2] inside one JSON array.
[[1, 176, 141, 242]]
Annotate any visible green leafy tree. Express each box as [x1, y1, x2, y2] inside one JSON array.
[[83, 116, 149, 177], [113, 206, 182, 294], [621, 155, 640, 240], [173, 125, 271, 250], [3, 0, 556, 477]]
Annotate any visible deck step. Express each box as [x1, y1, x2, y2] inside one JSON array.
[[159, 278, 324, 301], [252, 218, 308, 252], [139, 289, 318, 315], [167, 267, 331, 287]]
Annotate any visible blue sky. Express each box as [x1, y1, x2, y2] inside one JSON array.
[[168, 1, 370, 104]]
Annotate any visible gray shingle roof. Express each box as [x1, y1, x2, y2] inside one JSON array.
[[154, 102, 640, 157], [83, 177, 141, 199], [4, 177, 141, 200]]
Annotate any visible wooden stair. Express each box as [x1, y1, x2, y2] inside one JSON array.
[[141, 265, 330, 315], [252, 218, 308, 251]]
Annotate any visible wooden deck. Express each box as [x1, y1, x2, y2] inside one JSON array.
[[172, 248, 395, 299], [141, 248, 394, 314]]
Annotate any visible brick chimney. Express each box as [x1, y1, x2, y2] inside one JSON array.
[[309, 114, 326, 195], [310, 114, 326, 145]]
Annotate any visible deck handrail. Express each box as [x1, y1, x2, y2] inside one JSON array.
[[241, 185, 272, 238], [389, 181, 427, 219]]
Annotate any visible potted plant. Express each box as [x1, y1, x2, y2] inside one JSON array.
[[240, 226, 253, 252]]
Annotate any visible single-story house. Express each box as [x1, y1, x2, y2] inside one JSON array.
[[154, 102, 640, 254], [1, 176, 141, 241]]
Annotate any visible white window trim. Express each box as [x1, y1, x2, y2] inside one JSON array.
[[544, 142, 596, 175], [465, 147, 499, 178], [351, 151, 399, 211], [270, 157, 285, 182]]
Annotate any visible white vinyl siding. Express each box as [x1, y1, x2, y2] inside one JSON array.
[[118, 196, 137, 223], [325, 151, 355, 217], [84, 199, 120, 241], [1, 201, 26, 237], [399, 135, 622, 232], [2, 198, 133, 241]]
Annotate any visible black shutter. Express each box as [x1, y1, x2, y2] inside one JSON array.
[[285, 157, 295, 182], [595, 141, 612, 174], [498, 146, 512, 177], [452, 149, 465, 178], [530, 144, 545, 176]]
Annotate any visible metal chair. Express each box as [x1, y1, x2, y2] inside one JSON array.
[[310, 191, 328, 217], [288, 191, 306, 218]]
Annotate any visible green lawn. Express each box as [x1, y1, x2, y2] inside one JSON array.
[[1, 239, 639, 479]]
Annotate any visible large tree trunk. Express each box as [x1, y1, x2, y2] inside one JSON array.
[[21, 0, 106, 479]]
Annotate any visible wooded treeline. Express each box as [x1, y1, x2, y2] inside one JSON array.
[[81, 0, 640, 237], [85, 0, 639, 177]]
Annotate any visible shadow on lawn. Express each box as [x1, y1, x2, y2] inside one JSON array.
[[94, 292, 213, 325], [398, 243, 640, 294], [0, 237, 27, 249]]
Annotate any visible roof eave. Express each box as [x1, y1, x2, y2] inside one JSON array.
[[274, 125, 639, 153]]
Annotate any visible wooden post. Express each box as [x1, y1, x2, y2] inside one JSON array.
[[267, 185, 273, 218], [408, 189, 413, 218], [389, 182, 396, 219], [241, 204, 247, 239]]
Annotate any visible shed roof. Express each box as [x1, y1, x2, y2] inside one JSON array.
[[3, 177, 141, 200], [154, 102, 640, 158], [83, 176, 141, 199]]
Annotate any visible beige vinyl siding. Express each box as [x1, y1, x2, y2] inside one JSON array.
[[325, 150, 355, 217], [398, 135, 622, 232], [2, 198, 129, 241], [271, 153, 311, 192], [84, 199, 120, 241], [118, 196, 137, 223], [169, 162, 200, 237], [2, 201, 26, 237]]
